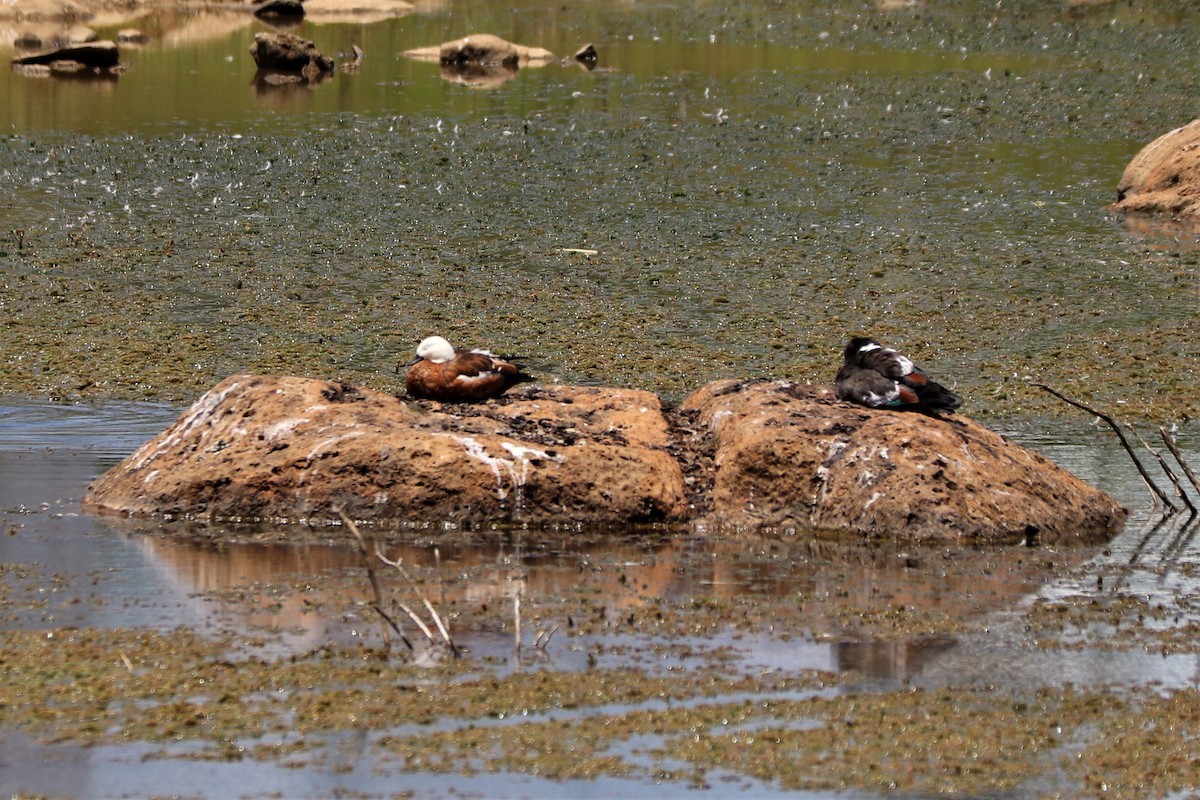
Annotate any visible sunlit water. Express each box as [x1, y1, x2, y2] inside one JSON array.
[[3, 397, 1200, 797], [4, 0, 1200, 795]]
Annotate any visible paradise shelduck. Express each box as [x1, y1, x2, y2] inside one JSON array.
[[835, 336, 962, 413], [404, 335, 534, 402]]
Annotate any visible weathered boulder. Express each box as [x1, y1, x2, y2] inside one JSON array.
[[1109, 118, 1200, 220], [249, 32, 334, 74], [83, 375, 690, 526], [253, 0, 305, 20], [679, 380, 1126, 544], [404, 33, 556, 68], [83, 374, 1126, 543], [11, 39, 118, 68]]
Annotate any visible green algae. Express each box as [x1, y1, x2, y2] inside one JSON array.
[[3, 623, 1200, 798], [4, 519, 1200, 796], [2, 1, 1200, 424]]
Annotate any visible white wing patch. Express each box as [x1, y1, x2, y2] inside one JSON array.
[[453, 370, 500, 386], [864, 385, 900, 406]]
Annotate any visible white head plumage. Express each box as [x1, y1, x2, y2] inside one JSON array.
[[416, 336, 456, 364]]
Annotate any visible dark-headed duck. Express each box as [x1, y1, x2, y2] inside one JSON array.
[[835, 337, 961, 412], [405, 335, 533, 402]]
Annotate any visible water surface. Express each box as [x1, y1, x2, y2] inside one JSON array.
[[3, 399, 1200, 797], [5, 0, 1200, 795], [3, 0, 1199, 417]]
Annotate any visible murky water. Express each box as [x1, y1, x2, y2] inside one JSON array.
[[3, 399, 1200, 797], [3, 0, 1200, 416], [5, 0, 1200, 795]]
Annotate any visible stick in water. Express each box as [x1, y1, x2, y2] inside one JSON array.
[[1034, 384, 1177, 512], [336, 507, 411, 650]]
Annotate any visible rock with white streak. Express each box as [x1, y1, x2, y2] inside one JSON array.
[[679, 379, 1126, 544], [84, 374, 1127, 543], [82, 375, 689, 526]]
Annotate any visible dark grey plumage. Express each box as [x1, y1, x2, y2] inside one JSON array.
[[835, 337, 961, 412]]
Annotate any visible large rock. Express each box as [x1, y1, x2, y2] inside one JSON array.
[[249, 32, 334, 74], [84, 375, 1127, 543], [83, 375, 690, 526], [404, 33, 556, 68], [11, 39, 118, 68], [679, 380, 1126, 544], [1109, 118, 1200, 220]]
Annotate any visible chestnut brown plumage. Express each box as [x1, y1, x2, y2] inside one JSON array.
[[405, 336, 533, 402]]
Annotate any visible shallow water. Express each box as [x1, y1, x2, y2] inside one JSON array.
[[3, 0, 1200, 418], [5, 0, 1200, 794], [3, 399, 1200, 797]]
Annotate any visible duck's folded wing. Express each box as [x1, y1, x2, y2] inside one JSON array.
[[452, 352, 504, 377], [837, 368, 900, 406], [859, 347, 915, 379]]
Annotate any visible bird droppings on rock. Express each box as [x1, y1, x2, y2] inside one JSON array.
[[84, 374, 1126, 543]]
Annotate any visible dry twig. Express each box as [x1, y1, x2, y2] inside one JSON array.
[[534, 624, 560, 649], [337, 507, 411, 650], [513, 592, 522, 652], [377, 550, 460, 657], [1034, 384, 1177, 511], [1126, 423, 1196, 515], [1161, 427, 1200, 497]]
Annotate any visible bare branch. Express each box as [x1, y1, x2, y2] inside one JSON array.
[[336, 507, 410, 650], [394, 599, 437, 643], [534, 624, 560, 650], [1126, 423, 1196, 515], [377, 550, 460, 657], [1160, 427, 1200, 497], [513, 592, 522, 652], [1034, 384, 1177, 512]]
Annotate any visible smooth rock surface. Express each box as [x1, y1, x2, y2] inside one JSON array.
[[83, 375, 690, 526], [679, 379, 1127, 544], [1109, 118, 1200, 220]]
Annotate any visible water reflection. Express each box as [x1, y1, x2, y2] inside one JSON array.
[[7, 399, 1200, 798], [1, 0, 1052, 134], [107, 518, 1087, 682], [1, 399, 1196, 686], [1116, 212, 1200, 251], [438, 61, 520, 89]]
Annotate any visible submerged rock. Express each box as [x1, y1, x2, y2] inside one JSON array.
[[1109, 118, 1200, 220], [11, 40, 118, 69], [680, 380, 1127, 544], [84, 375, 1126, 543], [83, 375, 689, 526], [404, 33, 556, 68]]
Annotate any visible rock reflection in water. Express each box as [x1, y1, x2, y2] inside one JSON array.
[[130, 526, 1078, 681], [439, 61, 518, 89]]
